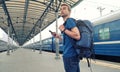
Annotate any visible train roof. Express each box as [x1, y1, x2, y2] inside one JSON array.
[[91, 10, 120, 26]]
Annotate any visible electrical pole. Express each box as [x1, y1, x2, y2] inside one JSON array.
[[97, 6, 105, 16]]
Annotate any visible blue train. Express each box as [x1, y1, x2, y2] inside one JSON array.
[[0, 40, 18, 52], [93, 10, 120, 57], [40, 36, 64, 53], [26, 10, 120, 57]]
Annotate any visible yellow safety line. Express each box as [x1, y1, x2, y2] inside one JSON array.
[[82, 59, 120, 69]]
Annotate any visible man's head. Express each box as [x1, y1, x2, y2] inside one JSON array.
[[60, 3, 71, 18]]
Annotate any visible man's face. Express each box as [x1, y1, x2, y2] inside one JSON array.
[[60, 5, 70, 18]]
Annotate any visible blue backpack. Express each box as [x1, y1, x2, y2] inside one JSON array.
[[72, 19, 95, 67]]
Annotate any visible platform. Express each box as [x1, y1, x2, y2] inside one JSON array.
[[0, 48, 120, 72]]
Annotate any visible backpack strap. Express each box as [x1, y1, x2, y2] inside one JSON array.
[[86, 57, 90, 67]]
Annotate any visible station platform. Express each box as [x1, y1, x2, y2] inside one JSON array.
[[0, 48, 120, 72]]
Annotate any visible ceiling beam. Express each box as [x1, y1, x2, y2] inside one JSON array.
[[1, 0, 18, 42], [22, 0, 29, 35], [23, 0, 54, 44]]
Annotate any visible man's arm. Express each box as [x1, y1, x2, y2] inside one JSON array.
[[59, 25, 80, 40]]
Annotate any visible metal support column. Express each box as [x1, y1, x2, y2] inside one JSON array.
[[33, 36, 35, 52], [55, 11, 60, 59], [97, 6, 105, 16], [30, 38, 32, 51], [7, 24, 10, 55], [11, 33, 14, 52], [39, 28, 42, 54], [13, 34, 16, 51]]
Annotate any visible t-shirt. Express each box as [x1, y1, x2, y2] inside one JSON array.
[[63, 18, 77, 57]]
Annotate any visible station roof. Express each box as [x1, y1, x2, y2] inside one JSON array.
[[0, 0, 82, 45]]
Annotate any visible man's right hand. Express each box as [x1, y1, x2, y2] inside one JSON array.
[[51, 32, 57, 37]]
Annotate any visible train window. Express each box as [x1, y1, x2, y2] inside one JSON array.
[[99, 28, 110, 40], [42, 40, 47, 44], [47, 39, 52, 44], [104, 28, 110, 39]]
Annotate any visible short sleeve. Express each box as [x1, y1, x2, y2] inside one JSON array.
[[65, 18, 76, 30]]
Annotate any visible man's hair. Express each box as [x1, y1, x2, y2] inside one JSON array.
[[61, 3, 71, 12]]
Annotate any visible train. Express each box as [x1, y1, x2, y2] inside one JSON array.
[[0, 40, 18, 52], [93, 10, 120, 57], [24, 10, 120, 57], [0, 40, 8, 52]]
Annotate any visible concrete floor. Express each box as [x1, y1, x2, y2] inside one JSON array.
[[0, 48, 120, 72]]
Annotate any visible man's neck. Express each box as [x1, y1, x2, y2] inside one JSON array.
[[63, 15, 70, 21]]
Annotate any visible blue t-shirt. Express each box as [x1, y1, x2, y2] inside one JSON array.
[[63, 18, 77, 57]]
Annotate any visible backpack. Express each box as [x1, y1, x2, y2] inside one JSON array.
[[72, 19, 95, 68], [64, 18, 95, 69]]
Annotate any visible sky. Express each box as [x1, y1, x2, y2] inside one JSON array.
[[0, 28, 8, 41], [0, 0, 120, 46]]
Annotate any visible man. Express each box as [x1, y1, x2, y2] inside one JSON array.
[[53, 3, 80, 72]]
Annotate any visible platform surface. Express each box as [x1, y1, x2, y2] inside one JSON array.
[[0, 48, 120, 72]]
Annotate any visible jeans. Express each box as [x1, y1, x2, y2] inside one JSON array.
[[63, 55, 80, 72]]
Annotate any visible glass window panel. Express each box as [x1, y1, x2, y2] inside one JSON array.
[[98, 28, 110, 40]]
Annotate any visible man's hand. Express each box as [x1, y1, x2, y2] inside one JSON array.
[[49, 30, 62, 41], [59, 24, 65, 32]]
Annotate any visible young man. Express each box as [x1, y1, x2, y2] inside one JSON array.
[[59, 3, 81, 72]]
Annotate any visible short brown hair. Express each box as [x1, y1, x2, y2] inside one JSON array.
[[61, 3, 71, 12]]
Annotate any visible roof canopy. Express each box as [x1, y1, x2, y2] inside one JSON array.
[[0, 0, 82, 45]]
